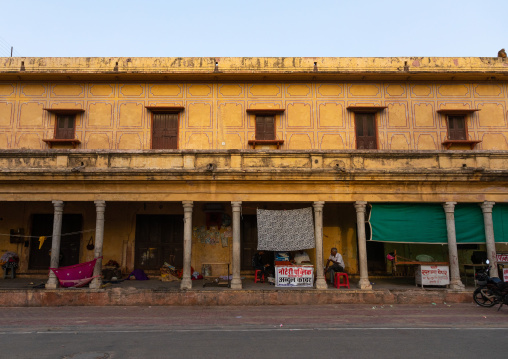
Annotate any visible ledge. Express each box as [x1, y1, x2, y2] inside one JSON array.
[[246, 109, 285, 114], [145, 106, 185, 112], [442, 140, 482, 149], [437, 109, 480, 115], [347, 106, 387, 112], [248, 140, 284, 149], [42, 139, 81, 149], [43, 108, 85, 114]]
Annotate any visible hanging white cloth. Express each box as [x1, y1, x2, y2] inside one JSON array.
[[256, 207, 315, 251]]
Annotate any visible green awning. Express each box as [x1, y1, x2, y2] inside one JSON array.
[[493, 204, 508, 242], [369, 203, 508, 244], [369, 203, 448, 243]]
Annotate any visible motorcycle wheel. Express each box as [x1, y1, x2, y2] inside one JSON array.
[[473, 287, 497, 307]]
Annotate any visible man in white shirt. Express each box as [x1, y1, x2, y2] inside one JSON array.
[[325, 247, 345, 284]]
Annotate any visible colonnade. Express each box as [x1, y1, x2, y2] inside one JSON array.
[[44, 200, 500, 291]]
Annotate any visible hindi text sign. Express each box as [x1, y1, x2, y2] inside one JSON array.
[[275, 265, 314, 288], [415, 265, 450, 288]]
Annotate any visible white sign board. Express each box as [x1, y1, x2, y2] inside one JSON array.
[[275, 265, 314, 287], [503, 268, 508, 282], [497, 253, 508, 263], [415, 265, 450, 288]]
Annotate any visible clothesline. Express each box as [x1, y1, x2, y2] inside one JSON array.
[[0, 228, 96, 239]]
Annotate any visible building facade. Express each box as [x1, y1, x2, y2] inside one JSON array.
[[0, 57, 507, 290]]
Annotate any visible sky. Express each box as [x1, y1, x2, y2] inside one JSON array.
[[0, 0, 506, 58]]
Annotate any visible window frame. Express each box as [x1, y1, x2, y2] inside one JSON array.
[[437, 109, 482, 149], [354, 112, 378, 150], [42, 108, 83, 148], [347, 106, 386, 150], [54, 114, 77, 140], [246, 109, 285, 149], [145, 106, 185, 150]]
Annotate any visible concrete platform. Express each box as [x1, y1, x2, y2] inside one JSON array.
[[0, 276, 474, 307]]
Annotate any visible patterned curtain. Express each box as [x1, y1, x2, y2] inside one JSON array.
[[256, 207, 315, 251]]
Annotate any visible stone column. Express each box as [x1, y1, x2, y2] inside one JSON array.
[[181, 201, 193, 290], [481, 201, 498, 277], [46, 200, 64, 289], [313, 201, 327, 289], [443, 202, 465, 290], [231, 201, 242, 289], [355, 201, 372, 290], [90, 200, 106, 289]]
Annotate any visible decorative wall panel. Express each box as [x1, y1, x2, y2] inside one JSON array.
[[317, 84, 343, 97], [0, 102, 14, 127], [149, 84, 182, 97], [218, 84, 243, 97], [1, 80, 507, 151], [287, 103, 312, 128], [318, 102, 343, 128], [51, 84, 84, 97], [0, 84, 15, 96], [120, 84, 145, 97]]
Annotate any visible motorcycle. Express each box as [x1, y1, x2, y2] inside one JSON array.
[[473, 260, 508, 311]]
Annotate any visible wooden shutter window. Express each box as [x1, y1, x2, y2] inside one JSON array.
[[255, 116, 275, 140], [55, 115, 76, 139], [355, 113, 377, 149], [152, 113, 178, 149], [447, 115, 467, 140]]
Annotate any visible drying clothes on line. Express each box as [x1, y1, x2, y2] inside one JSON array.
[[257, 207, 315, 251]]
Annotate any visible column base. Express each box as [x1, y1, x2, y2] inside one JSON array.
[[89, 277, 102, 289], [449, 279, 465, 291], [45, 274, 58, 289], [357, 278, 372, 290], [180, 278, 192, 290], [45, 282, 58, 290], [315, 278, 327, 290], [230, 278, 242, 290]]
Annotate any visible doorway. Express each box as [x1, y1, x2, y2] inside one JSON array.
[[241, 215, 258, 271], [134, 215, 184, 270], [29, 214, 82, 269]]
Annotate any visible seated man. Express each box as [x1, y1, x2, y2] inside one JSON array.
[[292, 250, 311, 264], [324, 247, 345, 284], [252, 250, 274, 280]]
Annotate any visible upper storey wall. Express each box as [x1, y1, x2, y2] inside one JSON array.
[[1, 81, 507, 150]]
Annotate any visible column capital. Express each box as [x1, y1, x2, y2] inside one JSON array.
[[52, 200, 64, 211], [94, 200, 106, 210], [313, 201, 325, 210], [354, 201, 367, 212], [182, 201, 193, 211], [443, 202, 457, 213], [480, 201, 495, 213], [231, 201, 242, 208]]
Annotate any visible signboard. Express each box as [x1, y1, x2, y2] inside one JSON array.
[[497, 253, 508, 263], [503, 268, 508, 282], [275, 265, 314, 287], [415, 265, 450, 287]]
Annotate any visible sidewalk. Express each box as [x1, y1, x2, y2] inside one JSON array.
[[0, 276, 473, 307]]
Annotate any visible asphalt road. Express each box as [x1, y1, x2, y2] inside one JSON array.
[[1, 303, 507, 359]]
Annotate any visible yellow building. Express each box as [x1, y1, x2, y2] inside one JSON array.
[[0, 57, 507, 290]]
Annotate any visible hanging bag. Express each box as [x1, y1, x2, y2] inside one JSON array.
[[86, 236, 95, 251]]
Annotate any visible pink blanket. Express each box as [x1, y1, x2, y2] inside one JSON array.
[[50, 257, 101, 288]]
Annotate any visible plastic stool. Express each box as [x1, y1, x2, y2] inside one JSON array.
[[3, 266, 16, 279], [334, 272, 349, 289], [254, 270, 265, 283]]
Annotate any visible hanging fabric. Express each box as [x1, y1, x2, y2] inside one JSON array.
[[38, 236, 46, 250], [256, 207, 315, 251]]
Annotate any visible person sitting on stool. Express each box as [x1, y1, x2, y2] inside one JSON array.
[[253, 250, 274, 280], [324, 247, 345, 285]]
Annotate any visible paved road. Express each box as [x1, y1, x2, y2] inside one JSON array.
[[1, 303, 507, 358]]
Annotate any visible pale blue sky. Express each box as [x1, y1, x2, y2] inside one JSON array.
[[0, 0, 506, 57]]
